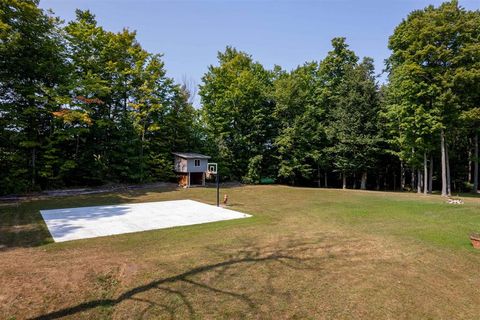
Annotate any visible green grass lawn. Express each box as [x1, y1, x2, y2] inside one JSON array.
[[1, 185, 480, 319]]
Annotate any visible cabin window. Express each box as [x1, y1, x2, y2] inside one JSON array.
[[194, 159, 201, 167]]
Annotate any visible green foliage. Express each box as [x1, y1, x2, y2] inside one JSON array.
[[0, 0, 67, 192], [384, 0, 480, 192], [0, 3, 200, 194], [321, 42, 382, 177], [243, 154, 263, 184], [200, 47, 276, 181], [1, 0, 479, 194], [273, 62, 326, 183]]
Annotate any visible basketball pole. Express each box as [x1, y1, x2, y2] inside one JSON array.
[[216, 172, 220, 207]]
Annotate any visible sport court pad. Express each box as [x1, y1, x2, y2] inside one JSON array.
[[40, 199, 251, 242]]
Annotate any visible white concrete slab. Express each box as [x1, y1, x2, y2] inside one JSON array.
[[40, 200, 251, 242]]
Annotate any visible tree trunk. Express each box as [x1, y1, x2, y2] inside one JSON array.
[[428, 155, 433, 194], [361, 172, 367, 190], [417, 169, 422, 194], [123, 90, 128, 114], [140, 129, 145, 183], [317, 163, 321, 188], [384, 167, 388, 190], [352, 172, 357, 189], [468, 146, 472, 183], [393, 171, 397, 192], [441, 129, 448, 196], [400, 161, 405, 190], [424, 152, 428, 195], [411, 168, 416, 191], [474, 132, 478, 193], [31, 147, 36, 186], [342, 173, 347, 189], [324, 171, 328, 188], [75, 134, 80, 159], [446, 141, 451, 196]]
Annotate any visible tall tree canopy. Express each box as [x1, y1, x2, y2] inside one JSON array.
[[0, 0, 67, 192], [0, 3, 199, 194], [328, 57, 382, 189], [316, 38, 382, 189], [1, 0, 479, 196], [199, 47, 276, 182], [273, 62, 326, 185], [385, 0, 480, 195]]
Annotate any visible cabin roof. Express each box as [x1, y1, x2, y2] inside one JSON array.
[[172, 152, 211, 159]]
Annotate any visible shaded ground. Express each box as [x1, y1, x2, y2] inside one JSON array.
[[1, 185, 480, 319], [0, 182, 177, 202]]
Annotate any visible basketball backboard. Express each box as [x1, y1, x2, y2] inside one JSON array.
[[207, 163, 217, 174]]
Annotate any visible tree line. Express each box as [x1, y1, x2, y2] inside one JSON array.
[[1, 1, 202, 194], [1, 0, 479, 195]]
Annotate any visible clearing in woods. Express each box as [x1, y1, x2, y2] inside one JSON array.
[[1, 185, 480, 319]]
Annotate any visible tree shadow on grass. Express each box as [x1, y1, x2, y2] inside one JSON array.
[[30, 241, 332, 320], [0, 209, 54, 250]]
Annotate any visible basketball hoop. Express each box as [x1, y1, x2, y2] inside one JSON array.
[[207, 163, 217, 174]]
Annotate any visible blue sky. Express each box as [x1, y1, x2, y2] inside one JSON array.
[[40, 0, 479, 105]]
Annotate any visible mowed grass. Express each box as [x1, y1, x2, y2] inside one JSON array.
[[1, 185, 480, 319]]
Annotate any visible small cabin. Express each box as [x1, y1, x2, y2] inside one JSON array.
[[173, 152, 211, 187]]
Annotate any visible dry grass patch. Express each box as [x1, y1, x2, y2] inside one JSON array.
[[1, 185, 480, 319]]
